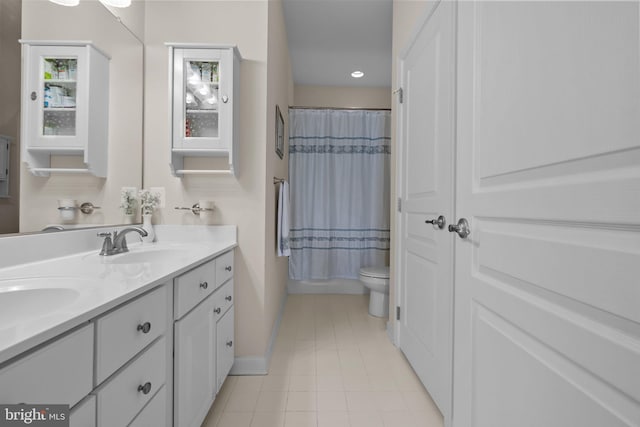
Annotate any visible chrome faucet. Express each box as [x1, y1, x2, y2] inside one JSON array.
[[98, 226, 148, 256]]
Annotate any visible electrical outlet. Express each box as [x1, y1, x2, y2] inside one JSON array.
[[150, 187, 166, 208]]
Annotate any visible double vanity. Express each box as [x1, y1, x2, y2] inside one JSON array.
[[0, 225, 237, 427]]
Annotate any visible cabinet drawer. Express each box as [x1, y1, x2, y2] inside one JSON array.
[[95, 337, 166, 427], [0, 324, 93, 407], [215, 251, 234, 288], [70, 395, 95, 427], [174, 259, 216, 319], [95, 286, 167, 384], [129, 385, 167, 427], [213, 279, 234, 321]]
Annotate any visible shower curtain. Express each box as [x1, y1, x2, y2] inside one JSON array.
[[288, 108, 391, 280]]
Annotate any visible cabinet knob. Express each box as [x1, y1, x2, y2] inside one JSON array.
[[222, 95, 229, 103], [225, 295, 232, 302], [137, 322, 151, 334], [31, 91, 37, 101], [226, 340, 233, 347], [137, 382, 152, 395], [225, 266, 232, 272], [200, 281, 208, 289], [214, 307, 221, 314]]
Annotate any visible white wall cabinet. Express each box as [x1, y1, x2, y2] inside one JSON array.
[[20, 41, 109, 177], [167, 44, 240, 177]]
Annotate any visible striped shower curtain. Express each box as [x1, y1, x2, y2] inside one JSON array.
[[288, 108, 391, 280]]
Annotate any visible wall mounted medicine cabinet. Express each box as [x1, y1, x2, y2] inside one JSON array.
[[20, 41, 110, 177], [167, 44, 240, 177]]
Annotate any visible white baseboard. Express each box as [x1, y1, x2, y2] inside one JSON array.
[[287, 278, 367, 294], [230, 291, 288, 376]]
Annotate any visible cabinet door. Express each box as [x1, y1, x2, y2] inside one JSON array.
[[172, 48, 233, 151], [174, 297, 216, 427], [25, 45, 87, 149], [216, 306, 234, 393]]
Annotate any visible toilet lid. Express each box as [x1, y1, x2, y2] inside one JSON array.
[[360, 266, 390, 279]]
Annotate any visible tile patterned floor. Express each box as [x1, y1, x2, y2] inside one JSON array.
[[202, 294, 444, 427]]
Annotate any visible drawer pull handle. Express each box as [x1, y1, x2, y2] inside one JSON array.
[[137, 322, 151, 334], [225, 266, 232, 272], [226, 340, 233, 347], [225, 295, 232, 302], [138, 382, 152, 395], [214, 307, 221, 314], [200, 281, 208, 289]]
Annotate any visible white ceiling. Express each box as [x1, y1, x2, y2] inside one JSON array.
[[282, 0, 393, 88]]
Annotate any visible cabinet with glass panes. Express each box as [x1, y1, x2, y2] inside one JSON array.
[[168, 45, 241, 177], [20, 41, 110, 177]]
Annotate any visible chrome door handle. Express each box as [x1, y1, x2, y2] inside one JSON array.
[[425, 215, 446, 229], [448, 218, 470, 239]]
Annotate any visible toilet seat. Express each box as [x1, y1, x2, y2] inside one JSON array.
[[359, 266, 389, 279]]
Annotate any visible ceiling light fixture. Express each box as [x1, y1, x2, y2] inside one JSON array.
[[351, 71, 364, 79], [99, 0, 132, 8], [49, 0, 80, 6]]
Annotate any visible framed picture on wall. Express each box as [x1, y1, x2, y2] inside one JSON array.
[[275, 105, 284, 159]]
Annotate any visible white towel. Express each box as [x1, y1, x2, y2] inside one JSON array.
[[277, 181, 291, 257]]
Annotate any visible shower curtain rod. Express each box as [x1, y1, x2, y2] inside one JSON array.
[[289, 106, 391, 111]]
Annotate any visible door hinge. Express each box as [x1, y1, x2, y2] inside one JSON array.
[[396, 306, 401, 321], [393, 88, 403, 104], [397, 197, 402, 212]]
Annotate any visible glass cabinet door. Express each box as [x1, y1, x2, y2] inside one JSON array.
[[42, 56, 77, 137], [184, 59, 219, 139]]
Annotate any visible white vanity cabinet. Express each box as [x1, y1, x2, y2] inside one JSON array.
[[20, 41, 109, 177], [167, 44, 240, 177], [92, 286, 170, 427], [0, 324, 94, 406], [173, 250, 235, 427]]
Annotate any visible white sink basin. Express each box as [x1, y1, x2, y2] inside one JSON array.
[[82, 244, 201, 265], [0, 278, 89, 328]]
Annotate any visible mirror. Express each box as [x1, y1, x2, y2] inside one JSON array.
[[0, 0, 144, 235]]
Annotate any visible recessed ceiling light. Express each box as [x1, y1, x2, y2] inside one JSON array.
[[351, 71, 364, 79], [49, 0, 79, 6]]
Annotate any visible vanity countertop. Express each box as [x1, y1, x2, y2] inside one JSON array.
[[0, 225, 237, 365]]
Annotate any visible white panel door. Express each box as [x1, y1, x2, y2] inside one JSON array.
[[453, 2, 640, 426], [397, 0, 456, 420]]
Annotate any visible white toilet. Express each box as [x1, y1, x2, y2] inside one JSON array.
[[359, 266, 390, 318]]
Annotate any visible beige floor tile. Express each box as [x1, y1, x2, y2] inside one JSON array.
[[284, 411, 317, 427], [316, 374, 344, 391], [317, 391, 348, 412], [217, 411, 254, 427], [225, 389, 260, 412], [373, 390, 408, 412], [342, 374, 371, 391], [215, 295, 439, 427], [289, 375, 316, 391], [348, 411, 384, 427], [345, 391, 376, 412], [250, 412, 286, 427], [317, 411, 350, 427], [261, 375, 290, 391], [255, 391, 288, 412], [286, 391, 317, 411], [235, 376, 265, 392]]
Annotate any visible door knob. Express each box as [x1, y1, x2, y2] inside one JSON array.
[[425, 215, 446, 229], [448, 218, 470, 239]]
